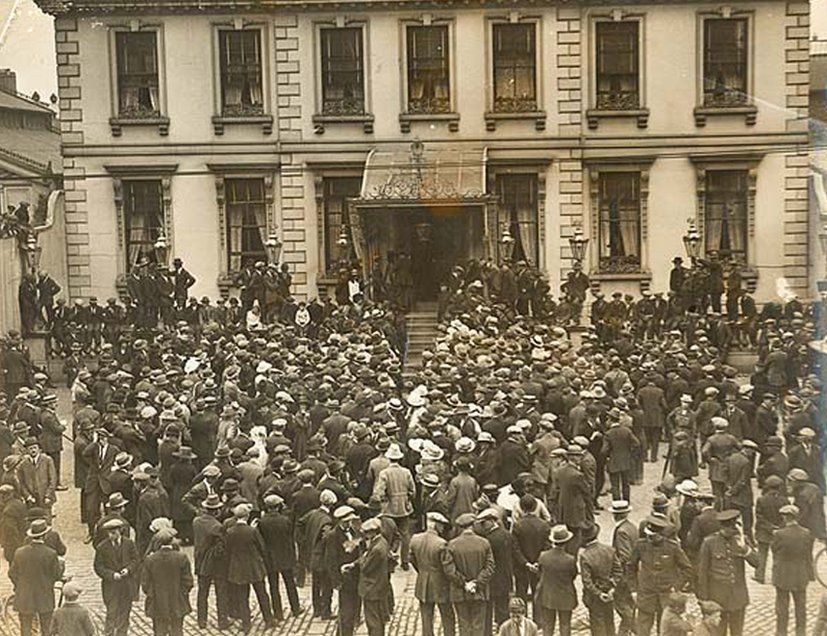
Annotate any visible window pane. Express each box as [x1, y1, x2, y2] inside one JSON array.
[[407, 25, 451, 114], [496, 174, 539, 265], [323, 177, 362, 273], [123, 180, 163, 273], [493, 23, 537, 112], [703, 19, 748, 107], [116, 32, 160, 117], [219, 30, 264, 116], [226, 178, 267, 272], [598, 172, 641, 273], [704, 170, 748, 262], [595, 22, 639, 110], [320, 28, 365, 115]]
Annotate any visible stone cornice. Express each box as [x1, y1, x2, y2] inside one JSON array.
[[34, 0, 786, 16]]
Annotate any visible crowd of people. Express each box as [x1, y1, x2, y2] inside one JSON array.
[[0, 255, 824, 636]]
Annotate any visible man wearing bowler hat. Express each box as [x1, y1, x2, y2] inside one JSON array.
[[697, 509, 758, 636], [535, 524, 577, 636]]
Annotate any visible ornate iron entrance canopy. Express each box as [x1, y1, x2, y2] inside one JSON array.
[[354, 141, 491, 207]]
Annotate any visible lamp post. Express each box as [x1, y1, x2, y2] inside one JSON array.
[[24, 234, 41, 273], [682, 219, 702, 265], [265, 229, 283, 266], [500, 225, 515, 264], [153, 234, 169, 268], [568, 225, 589, 268]]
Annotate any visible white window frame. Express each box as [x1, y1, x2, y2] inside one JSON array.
[[106, 21, 169, 136]]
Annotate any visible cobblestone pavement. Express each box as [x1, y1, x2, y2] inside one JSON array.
[[0, 391, 824, 635]]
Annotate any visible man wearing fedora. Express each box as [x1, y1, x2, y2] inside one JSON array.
[[16, 436, 56, 517], [93, 493, 132, 546], [37, 393, 65, 491], [373, 443, 416, 570], [535, 524, 577, 636], [9, 517, 63, 636], [554, 444, 591, 554], [259, 494, 303, 620], [94, 518, 139, 636], [192, 493, 229, 630]]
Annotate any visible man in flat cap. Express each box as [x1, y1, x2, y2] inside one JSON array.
[[441, 512, 495, 636], [771, 504, 814, 636], [326, 505, 363, 636], [410, 511, 454, 636], [357, 516, 391, 636], [94, 518, 139, 636], [226, 503, 274, 632], [697, 509, 758, 636], [258, 494, 302, 620]]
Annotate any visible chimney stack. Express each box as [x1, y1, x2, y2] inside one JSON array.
[[0, 69, 17, 94]]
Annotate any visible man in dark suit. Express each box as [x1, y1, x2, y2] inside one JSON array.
[[788, 428, 824, 492], [610, 501, 638, 636], [192, 494, 229, 630], [476, 508, 513, 633], [325, 505, 363, 636], [170, 258, 196, 310], [697, 510, 758, 636], [16, 437, 57, 515], [441, 512, 495, 636], [511, 494, 550, 603], [298, 490, 335, 619], [83, 428, 119, 538], [226, 503, 274, 632], [357, 517, 391, 636], [772, 504, 814, 636], [141, 529, 194, 635], [258, 494, 302, 620], [602, 416, 640, 502], [579, 523, 622, 636], [535, 524, 577, 636], [555, 446, 591, 553], [9, 519, 62, 636], [93, 518, 139, 636], [410, 512, 454, 636]]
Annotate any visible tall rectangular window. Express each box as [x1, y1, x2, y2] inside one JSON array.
[[598, 172, 641, 272], [704, 170, 748, 261], [595, 21, 639, 110], [226, 178, 266, 272], [497, 174, 539, 266], [406, 25, 450, 114], [123, 180, 163, 272], [218, 30, 264, 117], [115, 32, 159, 118], [492, 23, 537, 113], [703, 18, 748, 107], [320, 27, 365, 115], [323, 177, 362, 272]]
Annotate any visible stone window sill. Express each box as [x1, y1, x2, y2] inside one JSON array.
[[212, 115, 273, 135], [399, 112, 460, 133], [586, 108, 649, 130], [109, 116, 170, 137], [590, 270, 652, 281], [484, 111, 546, 131], [694, 105, 757, 127], [313, 113, 375, 135]]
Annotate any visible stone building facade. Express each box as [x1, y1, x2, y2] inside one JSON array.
[[35, 0, 811, 304]]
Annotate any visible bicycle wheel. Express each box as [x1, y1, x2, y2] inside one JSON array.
[[814, 546, 827, 588]]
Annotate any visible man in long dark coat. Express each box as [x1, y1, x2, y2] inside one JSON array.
[[410, 512, 454, 636], [94, 518, 139, 636], [258, 494, 302, 619], [192, 493, 229, 629], [141, 529, 194, 635], [226, 503, 274, 631], [9, 518, 62, 636]]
